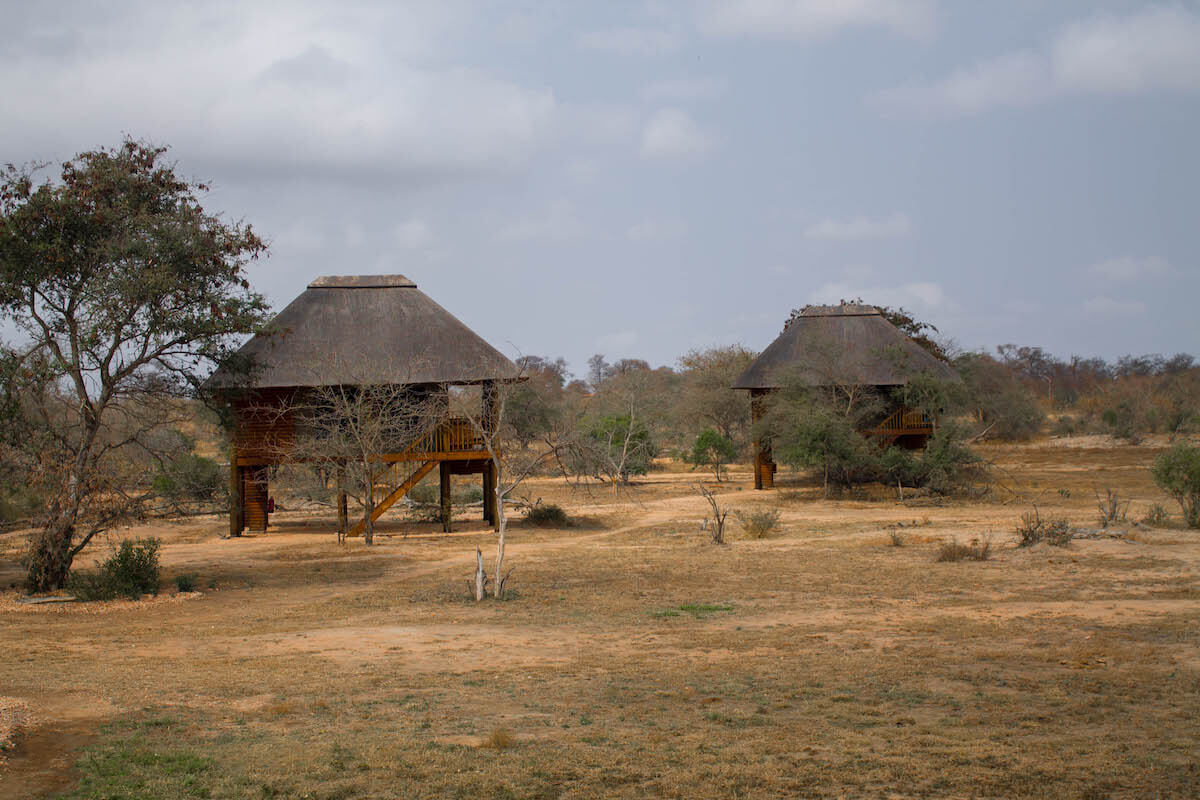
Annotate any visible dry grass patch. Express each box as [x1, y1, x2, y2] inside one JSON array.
[[935, 536, 992, 562], [1, 440, 1197, 798]]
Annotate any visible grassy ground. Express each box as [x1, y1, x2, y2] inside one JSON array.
[[0, 438, 1197, 798]]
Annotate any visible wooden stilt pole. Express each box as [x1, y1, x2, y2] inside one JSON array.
[[440, 461, 452, 532], [481, 380, 499, 528], [751, 389, 775, 490], [229, 444, 243, 538], [485, 461, 499, 531], [336, 466, 348, 542]]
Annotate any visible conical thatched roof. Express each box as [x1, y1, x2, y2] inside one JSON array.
[[211, 275, 519, 389], [733, 304, 957, 390]]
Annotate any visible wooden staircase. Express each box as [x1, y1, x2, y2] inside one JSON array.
[[347, 459, 438, 537], [865, 406, 935, 446]]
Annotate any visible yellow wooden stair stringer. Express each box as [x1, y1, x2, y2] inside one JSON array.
[[348, 459, 438, 538]]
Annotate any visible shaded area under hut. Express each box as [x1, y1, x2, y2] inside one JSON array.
[[207, 274, 519, 537], [733, 303, 958, 489]]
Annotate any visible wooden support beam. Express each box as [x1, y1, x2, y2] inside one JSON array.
[[483, 460, 498, 529], [440, 461, 452, 533], [751, 389, 775, 490], [229, 444, 243, 538], [336, 467, 348, 539]]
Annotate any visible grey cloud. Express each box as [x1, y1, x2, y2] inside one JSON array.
[[877, 5, 1200, 115], [698, 0, 935, 40]]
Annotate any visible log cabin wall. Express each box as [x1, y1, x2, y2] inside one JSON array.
[[231, 388, 298, 465]]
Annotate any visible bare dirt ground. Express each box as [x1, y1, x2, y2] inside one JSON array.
[[0, 440, 1197, 798]]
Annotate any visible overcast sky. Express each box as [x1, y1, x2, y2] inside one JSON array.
[[3, 1, 1198, 377]]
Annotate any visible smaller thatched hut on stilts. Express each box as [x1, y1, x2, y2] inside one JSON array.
[[733, 303, 958, 489]]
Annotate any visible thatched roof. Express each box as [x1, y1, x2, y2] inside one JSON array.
[[210, 275, 519, 389], [733, 304, 957, 390]]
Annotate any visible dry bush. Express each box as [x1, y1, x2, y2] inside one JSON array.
[[936, 536, 991, 562], [481, 727, 515, 750], [1016, 507, 1073, 547], [1095, 488, 1129, 528], [736, 508, 782, 539], [888, 530, 905, 547], [525, 503, 570, 527], [696, 485, 729, 544], [1142, 503, 1170, 527]]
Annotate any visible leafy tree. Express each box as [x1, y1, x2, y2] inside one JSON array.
[[506, 356, 569, 449], [677, 345, 754, 448], [152, 452, 226, 505], [0, 139, 269, 590], [761, 386, 880, 495], [1151, 443, 1200, 528], [952, 352, 1045, 440], [906, 424, 986, 495], [690, 428, 737, 481]]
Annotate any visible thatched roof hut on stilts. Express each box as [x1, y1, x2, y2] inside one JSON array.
[[733, 303, 958, 489], [208, 275, 519, 537]]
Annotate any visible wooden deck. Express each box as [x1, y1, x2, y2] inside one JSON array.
[[235, 417, 488, 466]]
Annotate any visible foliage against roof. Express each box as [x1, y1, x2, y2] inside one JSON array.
[[733, 304, 957, 390]]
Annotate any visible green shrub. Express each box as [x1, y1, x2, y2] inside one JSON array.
[[174, 573, 197, 593], [67, 537, 161, 601], [736, 508, 781, 539], [1050, 415, 1082, 436], [66, 570, 119, 602], [1101, 402, 1141, 443], [773, 405, 881, 491], [153, 453, 224, 504], [407, 483, 437, 504], [409, 483, 485, 506], [525, 503, 569, 527], [1151, 443, 1200, 528], [689, 429, 737, 481]]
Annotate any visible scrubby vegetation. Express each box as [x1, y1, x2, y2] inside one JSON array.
[[524, 503, 570, 527], [689, 429, 738, 481], [1151, 443, 1200, 528], [65, 537, 162, 600], [153, 452, 225, 507], [1016, 507, 1073, 547], [735, 508, 781, 539], [936, 536, 992, 562]]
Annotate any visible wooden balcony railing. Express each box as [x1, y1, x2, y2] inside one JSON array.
[[866, 407, 935, 436], [397, 417, 486, 458]]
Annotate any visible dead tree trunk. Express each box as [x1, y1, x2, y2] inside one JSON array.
[[472, 547, 488, 602]]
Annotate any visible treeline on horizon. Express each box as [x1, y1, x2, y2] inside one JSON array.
[[514, 333, 1199, 456]]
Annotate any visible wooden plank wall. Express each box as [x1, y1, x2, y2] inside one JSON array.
[[243, 465, 269, 531]]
